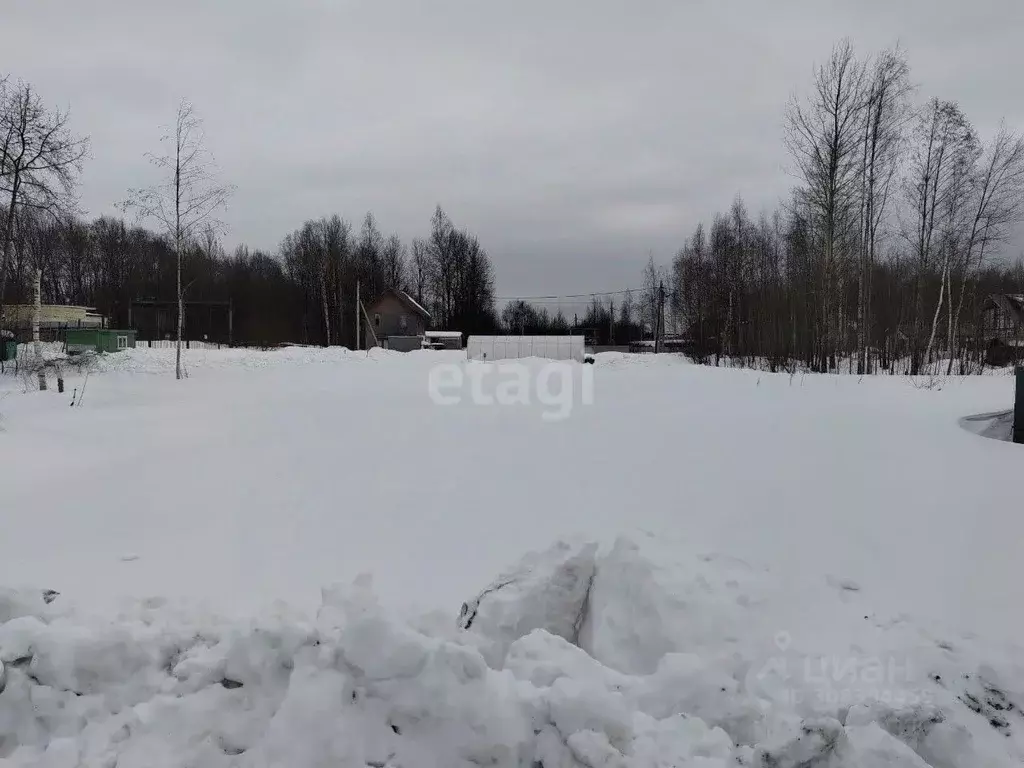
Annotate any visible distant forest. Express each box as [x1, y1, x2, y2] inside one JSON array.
[[1, 200, 502, 350], [3, 39, 1024, 373]]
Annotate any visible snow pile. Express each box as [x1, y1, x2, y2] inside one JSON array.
[[1, 539, 1022, 767], [457, 540, 597, 666]]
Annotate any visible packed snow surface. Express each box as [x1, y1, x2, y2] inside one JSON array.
[[0, 346, 1022, 766]]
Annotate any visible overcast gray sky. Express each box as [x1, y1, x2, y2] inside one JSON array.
[[6, 1, 1024, 297]]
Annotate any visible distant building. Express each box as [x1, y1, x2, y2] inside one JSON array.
[[365, 289, 431, 352], [981, 294, 1024, 366], [1, 304, 105, 329], [0, 304, 107, 343]]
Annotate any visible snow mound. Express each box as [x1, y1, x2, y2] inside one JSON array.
[[458, 540, 597, 666], [0, 539, 1022, 767]]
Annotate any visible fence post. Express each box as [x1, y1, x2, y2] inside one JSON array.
[[1015, 366, 1024, 444]]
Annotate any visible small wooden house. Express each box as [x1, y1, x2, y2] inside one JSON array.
[[981, 294, 1024, 366], [365, 289, 431, 352]]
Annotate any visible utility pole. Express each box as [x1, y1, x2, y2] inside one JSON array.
[[355, 281, 361, 351]]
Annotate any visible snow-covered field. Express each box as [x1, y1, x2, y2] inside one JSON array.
[[0, 347, 1021, 766]]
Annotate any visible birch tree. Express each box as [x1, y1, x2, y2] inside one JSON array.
[[856, 48, 911, 373], [785, 40, 868, 370], [122, 100, 233, 379], [902, 99, 978, 372], [0, 79, 88, 320]]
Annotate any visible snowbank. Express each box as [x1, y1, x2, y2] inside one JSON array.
[[2, 540, 1019, 767], [457, 540, 597, 666]]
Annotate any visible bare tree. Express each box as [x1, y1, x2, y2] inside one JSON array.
[[122, 100, 233, 379], [410, 237, 430, 303], [428, 206, 456, 325], [640, 253, 665, 341], [381, 233, 408, 291], [321, 215, 351, 347], [0, 79, 88, 319], [902, 98, 978, 372], [785, 40, 868, 369], [856, 48, 911, 373]]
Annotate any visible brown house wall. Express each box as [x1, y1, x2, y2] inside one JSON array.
[[365, 294, 427, 349]]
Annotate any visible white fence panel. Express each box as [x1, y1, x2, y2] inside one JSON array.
[[466, 335, 584, 362], [140, 340, 225, 350]]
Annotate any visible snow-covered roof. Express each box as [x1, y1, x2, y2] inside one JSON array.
[[424, 331, 462, 339], [397, 291, 430, 320], [370, 289, 431, 320]]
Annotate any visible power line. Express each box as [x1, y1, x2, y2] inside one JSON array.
[[496, 287, 682, 302], [496, 287, 644, 301]]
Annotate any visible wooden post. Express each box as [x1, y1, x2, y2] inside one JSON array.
[[356, 281, 361, 351], [228, 299, 234, 347], [360, 298, 379, 349], [33, 269, 46, 391], [1014, 366, 1024, 444]]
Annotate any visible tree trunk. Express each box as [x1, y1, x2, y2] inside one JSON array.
[[320, 276, 331, 346], [33, 268, 46, 391], [0, 177, 20, 321], [176, 239, 183, 380], [925, 261, 948, 371], [947, 237, 988, 376]]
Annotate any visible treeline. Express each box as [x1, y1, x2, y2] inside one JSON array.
[[663, 42, 1024, 374], [499, 297, 646, 345], [0, 76, 499, 348], [0, 205, 499, 347], [666, 200, 1024, 373], [276, 205, 498, 347]]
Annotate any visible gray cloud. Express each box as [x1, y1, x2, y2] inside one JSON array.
[[6, 0, 1024, 296]]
